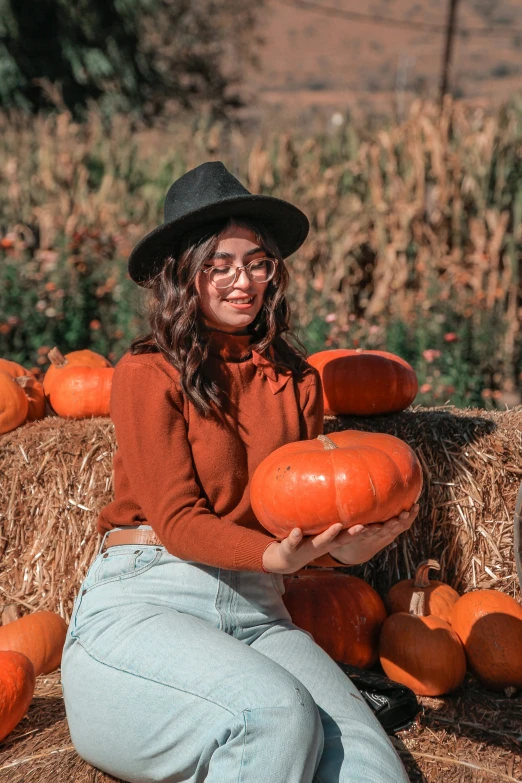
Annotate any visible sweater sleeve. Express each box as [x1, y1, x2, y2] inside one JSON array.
[[300, 368, 346, 568], [109, 359, 275, 571]]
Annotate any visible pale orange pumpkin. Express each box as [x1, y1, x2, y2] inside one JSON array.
[[251, 430, 423, 538], [14, 375, 46, 422], [0, 651, 36, 742], [283, 572, 387, 668], [450, 590, 522, 691], [379, 612, 466, 696], [46, 365, 114, 418], [43, 346, 112, 399], [385, 560, 460, 623], [307, 348, 418, 415], [0, 371, 29, 434], [0, 611, 68, 677]]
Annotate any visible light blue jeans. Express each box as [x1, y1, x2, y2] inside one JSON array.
[[61, 526, 408, 783]]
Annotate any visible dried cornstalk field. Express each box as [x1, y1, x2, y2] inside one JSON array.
[[2, 98, 522, 405], [0, 407, 520, 623]]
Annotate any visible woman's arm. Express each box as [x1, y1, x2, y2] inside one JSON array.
[[109, 359, 275, 572]]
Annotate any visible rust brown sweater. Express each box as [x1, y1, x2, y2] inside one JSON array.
[[98, 330, 341, 571]]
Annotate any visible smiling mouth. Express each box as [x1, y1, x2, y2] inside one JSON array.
[[225, 297, 255, 305]]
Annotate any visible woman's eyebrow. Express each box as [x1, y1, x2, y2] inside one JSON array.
[[212, 246, 265, 260]]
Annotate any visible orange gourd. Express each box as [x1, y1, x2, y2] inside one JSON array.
[[379, 612, 466, 696], [308, 348, 418, 415], [283, 572, 387, 667], [0, 651, 36, 742], [450, 590, 522, 691], [251, 430, 423, 538], [0, 358, 29, 378], [43, 346, 112, 399], [0, 611, 68, 677], [0, 371, 29, 434], [47, 365, 114, 418], [14, 375, 46, 422], [385, 560, 460, 623]]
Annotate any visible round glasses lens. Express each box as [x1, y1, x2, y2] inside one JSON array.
[[210, 266, 237, 288], [249, 258, 275, 282]]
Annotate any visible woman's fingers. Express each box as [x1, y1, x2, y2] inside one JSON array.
[[310, 523, 343, 550]]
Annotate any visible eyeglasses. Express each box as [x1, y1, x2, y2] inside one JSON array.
[[201, 258, 278, 289]]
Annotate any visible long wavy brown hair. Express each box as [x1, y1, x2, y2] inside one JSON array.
[[129, 216, 308, 415]]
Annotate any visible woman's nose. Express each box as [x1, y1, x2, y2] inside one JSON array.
[[233, 268, 253, 288]]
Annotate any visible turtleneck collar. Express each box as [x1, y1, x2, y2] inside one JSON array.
[[205, 329, 292, 394], [207, 329, 254, 362]]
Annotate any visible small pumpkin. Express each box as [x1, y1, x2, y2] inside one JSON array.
[[46, 365, 114, 418], [0, 651, 36, 742], [450, 590, 522, 691], [379, 612, 466, 696], [43, 346, 112, 399], [0, 358, 30, 378], [283, 572, 387, 668], [251, 430, 423, 538], [385, 560, 460, 623], [307, 348, 418, 415], [14, 375, 46, 422], [0, 371, 29, 434], [0, 611, 68, 677]]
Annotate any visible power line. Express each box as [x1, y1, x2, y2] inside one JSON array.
[[274, 0, 522, 37]]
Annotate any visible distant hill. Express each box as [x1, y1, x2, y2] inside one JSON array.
[[241, 0, 522, 120]]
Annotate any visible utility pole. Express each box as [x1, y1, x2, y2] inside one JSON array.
[[439, 0, 460, 105]]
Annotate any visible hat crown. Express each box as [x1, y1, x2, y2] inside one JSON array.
[[164, 161, 250, 223]]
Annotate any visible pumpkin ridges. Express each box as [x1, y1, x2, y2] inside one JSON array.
[[0, 651, 36, 742], [384, 560, 460, 622], [308, 349, 418, 415], [450, 590, 522, 690], [251, 431, 422, 538], [0, 359, 29, 378], [43, 346, 112, 399], [48, 366, 114, 418], [14, 375, 46, 422], [0, 611, 68, 677], [283, 572, 387, 668], [379, 612, 466, 696]]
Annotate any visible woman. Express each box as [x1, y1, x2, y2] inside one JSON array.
[[62, 161, 418, 783]]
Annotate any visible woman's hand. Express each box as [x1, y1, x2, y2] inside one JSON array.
[[327, 504, 420, 565], [261, 504, 419, 573], [262, 523, 345, 574]]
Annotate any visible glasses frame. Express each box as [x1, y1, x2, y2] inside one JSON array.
[[200, 257, 278, 289]]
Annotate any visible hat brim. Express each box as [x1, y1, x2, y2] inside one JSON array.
[[127, 194, 309, 285]]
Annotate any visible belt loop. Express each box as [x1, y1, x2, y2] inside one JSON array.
[[98, 530, 112, 555]]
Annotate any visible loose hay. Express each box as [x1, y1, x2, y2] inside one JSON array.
[[0, 406, 521, 621], [0, 407, 521, 781]]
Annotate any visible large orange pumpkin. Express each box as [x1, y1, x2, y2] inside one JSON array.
[[0, 651, 36, 742], [379, 612, 466, 696], [450, 590, 522, 691], [0, 611, 68, 677], [0, 371, 29, 434], [43, 346, 112, 399], [283, 572, 387, 667], [385, 560, 460, 623], [308, 348, 418, 416], [251, 430, 423, 538], [14, 375, 46, 422], [46, 365, 114, 418]]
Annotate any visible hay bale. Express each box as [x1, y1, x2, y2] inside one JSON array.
[[0, 406, 521, 622]]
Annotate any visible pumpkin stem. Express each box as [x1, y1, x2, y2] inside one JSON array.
[[47, 347, 68, 368], [413, 559, 441, 588], [14, 375, 35, 390], [317, 434, 338, 450]]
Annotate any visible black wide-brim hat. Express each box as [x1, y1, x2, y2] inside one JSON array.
[[127, 161, 310, 286]]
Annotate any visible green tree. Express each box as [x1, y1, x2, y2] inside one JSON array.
[[0, 0, 263, 118]]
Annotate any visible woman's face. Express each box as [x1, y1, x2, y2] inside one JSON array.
[[195, 225, 271, 334]]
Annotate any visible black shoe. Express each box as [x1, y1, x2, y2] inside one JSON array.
[[335, 661, 421, 734]]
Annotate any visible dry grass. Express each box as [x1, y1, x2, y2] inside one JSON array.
[[1, 407, 520, 624]]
